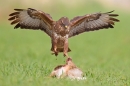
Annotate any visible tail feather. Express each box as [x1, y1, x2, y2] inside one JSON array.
[[57, 48, 71, 52]]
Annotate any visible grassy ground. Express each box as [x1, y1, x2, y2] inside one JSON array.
[[0, 5, 130, 86]]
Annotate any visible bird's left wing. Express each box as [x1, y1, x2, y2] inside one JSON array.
[[8, 8, 54, 37], [69, 11, 119, 38]]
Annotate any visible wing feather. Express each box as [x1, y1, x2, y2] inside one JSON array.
[[69, 11, 119, 38], [8, 8, 54, 37]]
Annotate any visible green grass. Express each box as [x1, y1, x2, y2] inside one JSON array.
[[0, 5, 130, 86]]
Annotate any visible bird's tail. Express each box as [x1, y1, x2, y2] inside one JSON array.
[[57, 48, 71, 52]]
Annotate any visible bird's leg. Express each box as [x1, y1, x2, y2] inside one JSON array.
[[63, 39, 69, 58], [54, 45, 58, 56], [64, 53, 69, 58], [51, 48, 58, 56], [51, 39, 58, 56]]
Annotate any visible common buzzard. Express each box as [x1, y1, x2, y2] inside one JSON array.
[[8, 8, 119, 58]]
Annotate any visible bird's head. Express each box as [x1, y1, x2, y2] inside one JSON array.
[[60, 17, 70, 31]]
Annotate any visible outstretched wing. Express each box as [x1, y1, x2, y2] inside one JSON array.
[[8, 8, 54, 37], [69, 11, 119, 38]]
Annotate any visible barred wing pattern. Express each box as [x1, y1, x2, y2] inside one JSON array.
[[69, 11, 119, 38], [8, 8, 54, 37]]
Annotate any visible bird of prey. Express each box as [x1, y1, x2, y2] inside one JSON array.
[[8, 8, 119, 58]]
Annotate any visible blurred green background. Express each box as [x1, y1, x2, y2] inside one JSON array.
[[0, 0, 130, 86]]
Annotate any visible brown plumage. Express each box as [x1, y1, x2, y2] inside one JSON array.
[[8, 8, 119, 58]]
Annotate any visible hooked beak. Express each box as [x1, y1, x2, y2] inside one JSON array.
[[65, 25, 68, 29]]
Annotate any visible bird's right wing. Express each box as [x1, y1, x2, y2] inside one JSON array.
[[8, 8, 54, 37]]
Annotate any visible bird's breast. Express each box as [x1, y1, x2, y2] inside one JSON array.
[[54, 33, 68, 48], [57, 37, 65, 48]]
